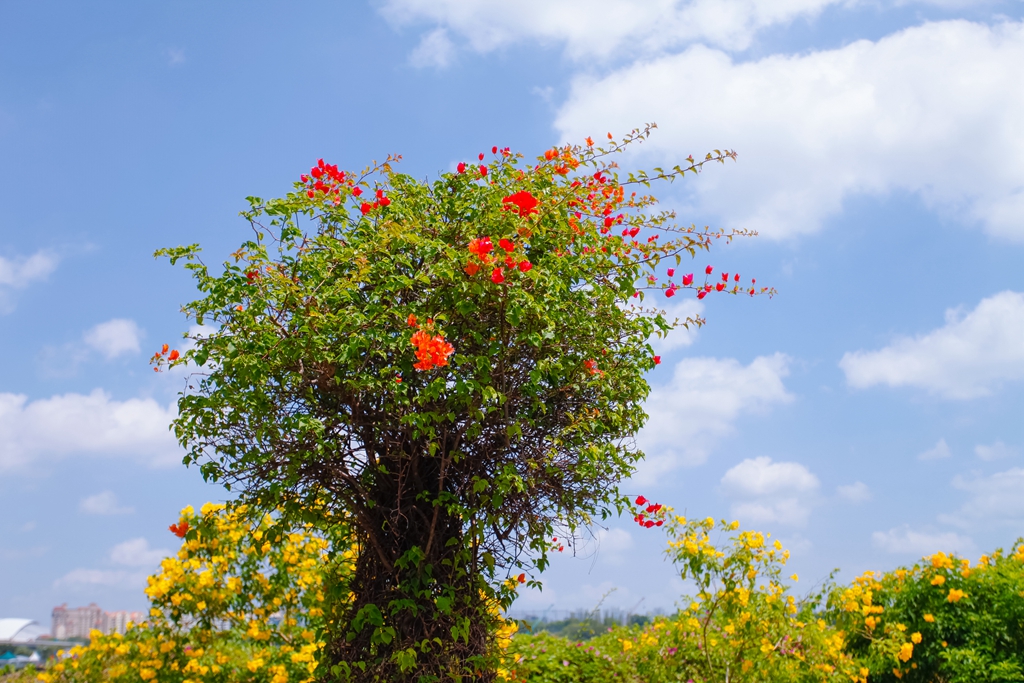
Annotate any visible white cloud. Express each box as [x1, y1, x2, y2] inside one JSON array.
[[55, 538, 169, 589], [554, 20, 1024, 241], [109, 538, 169, 567], [592, 528, 635, 565], [839, 291, 1024, 399], [0, 389, 180, 471], [974, 440, 1017, 461], [380, 0, 847, 59], [648, 299, 704, 354], [79, 491, 134, 516], [83, 319, 143, 360], [635, 353, 792, 480], [410, 28, 456, 68], [943, 467, 1024, 525], [837, 481, 871, 502], [0, 249, 58, 312], [919, 438, 952, 461], [872, 525, 975, 556], [720, 456, 819, 526]]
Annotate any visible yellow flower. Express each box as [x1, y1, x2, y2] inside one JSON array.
[[140, 668, 157, 681], [790, 573, 798, 581], [248, 657, 265, 672], [898, 642, 914, 662], [947, 588, 966, 602], [923, 613, 935, 623], [930, 575, 946, 586], [619, 638, 633, 651], [911, 632, 922, 644]]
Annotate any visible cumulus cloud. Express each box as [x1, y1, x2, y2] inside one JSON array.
[[837, 481, 871, 502], [591, 528, 635, 565], [720, 456, 819, 526], [872, 526, 975, 556], [974, 441, 1017, 461], [918, 438, 952, 461], [380, 0, 847, 59], [79, 491, 134, 516], [839, 291, 1024, 399], [0, 249, 58, 312], [941, 467, 1024, 526], [634, 353, 792, 480], [55, 538, 169, 588], [648, 299, 705, 354], [0, 389, 180, 471], [83, 319, 143, 360], [410, 28, 456, 68], [554, 20, 1024, 241]]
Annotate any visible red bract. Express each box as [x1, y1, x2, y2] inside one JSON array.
[[502, 191, 539, 218], [653, 355, 661, 365], [498, 238, 516, 252], [665, 287, 676, 298], [517, 573, 526, 583], [492, 146, 498, 154], [168, 349, 180, 361], [352, 187, 362, 197], [716, 282, 725, 292], [360, 203, 373, 215], [644, 520, 655, 528], [697, 291, 708, 300], [479, 165, 487, 176], [468, 237, 493, 257], [407, 314, 418, 327], [734, 273, 740, 282], [706, 265, 714, 275], [457, 162, 466, 174], [478, 153, 485, 161], [518, 260, 532, 273], [410, 329, 455, 371], [667, 268, 675, 277], [169, 522, 189, 538], [722, 272, 729, 282], [635, 495, 647, 505], [464, 262, 480, 276], [161, 344, 169, 355], [584, 359, 598, 375], [491, 268, 505, 284], [682, 273, 694, 286]]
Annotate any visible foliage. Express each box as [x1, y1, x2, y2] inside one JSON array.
[[828, 541, 1024, 682], [154, 126, 763, 681], [502, 633, 636, 683], [36, 503, 342, 683], [505, 508, 862, 683]]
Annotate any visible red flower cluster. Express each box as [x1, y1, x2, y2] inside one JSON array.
[[150, 344, 180, 372], [300, 158, 347, 202], [465, 235, 531, 281], [632, 495, 664, 528], [169, 521, 189, 538], [501, 191, 540, 218], [360, 189, 391, 215], [409, 318, 455, 372]]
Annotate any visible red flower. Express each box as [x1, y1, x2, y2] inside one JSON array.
[[667, 268, 675, 277], [479, 165, 487, 176], [478, 153, 485, 161], [491, 268, 505, 284], [653, 355, 661, 365], [161, 344, 169, 355], [517, 573, 526, 583], [705, 265, 713, 275], [734, 274, 740, 281], [410, 329, 455, 371], [407, 314, 418, 327], [352, 187, 363, 197], [310, 167, 322, 179], [360, 203, 373, 215], [655, 520, 664, 527], [395, 375, 402, 383], [379, 196, 391, 207], [457, 162, 466, 174], [682, 273, 694, 286], [584, 359, 598, 375], [644, 520, 655, 528], [716, 282, 725, 291], [246, 271, 258, 282], [168, 350, 180, 361], [502, 190, 539, 218], [697, 290, 708, 300], [499, 238, 516, 252], [665, 287, 676, 298], [492, 146, 498, 154], [518, 260, 532, 272], [169, 522, 189, 538], [468, 237, 493, 257], [635, 495, 647, 506], [722, 272, 729, 282], [465, 262, 480, 276]]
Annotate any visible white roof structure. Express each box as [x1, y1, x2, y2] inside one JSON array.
[[0, 619, 48, 642]]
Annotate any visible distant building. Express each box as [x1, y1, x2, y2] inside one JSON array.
[[51, 604, 144, 639]]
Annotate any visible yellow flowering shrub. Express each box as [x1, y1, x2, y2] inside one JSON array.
[[829, 541, 1024, 682], [37, 503, 351, 683]]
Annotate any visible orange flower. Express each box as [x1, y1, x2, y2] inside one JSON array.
[[410, 329, 455, 371], [168, 350, 180, 361]]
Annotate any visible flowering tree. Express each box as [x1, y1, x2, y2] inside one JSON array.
[[156, 125, 768, 681]]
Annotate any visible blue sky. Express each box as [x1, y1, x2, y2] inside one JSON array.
[[2, 1, 1024, 626]]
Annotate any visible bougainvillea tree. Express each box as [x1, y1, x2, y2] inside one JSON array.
[[155, 125, 769, 682]]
